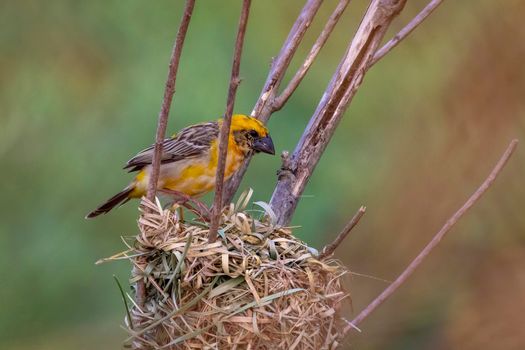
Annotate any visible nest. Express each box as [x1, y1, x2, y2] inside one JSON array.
[[106, 192, 350, 349]]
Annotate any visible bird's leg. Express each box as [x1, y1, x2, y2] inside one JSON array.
[[183, 196, 209, 222], [159, 189, 210, 222], [184, 202, 210, 223], [162, 200, 183, 221]]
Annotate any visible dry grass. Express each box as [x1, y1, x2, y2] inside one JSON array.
[[101, 191, 350, 349]]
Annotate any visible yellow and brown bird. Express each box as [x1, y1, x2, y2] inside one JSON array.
[[86, 114, 274, 218]]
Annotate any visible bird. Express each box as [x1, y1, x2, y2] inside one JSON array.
[[86, 114, 275, 218]]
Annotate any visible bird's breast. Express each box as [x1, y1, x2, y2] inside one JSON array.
[[158, 148, 244, 196]]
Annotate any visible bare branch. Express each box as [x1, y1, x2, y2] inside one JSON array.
[[146, 0, 196, 202], [208, 0, 252, 243], [343, 139, 519, 335], [274, 0, 351, 111], [251, 0, 324, 121], [222, 0, 324, 204], [371, 0, 445, 66], [270, 0, 407, 226], [226, 0, 446, 215], [138, 0, 195, 314], [318, 206, 366, 260]]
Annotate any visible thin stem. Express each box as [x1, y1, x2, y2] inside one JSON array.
[[222, 0, 324, 205], [208, 0, 251, 243], [274, 0, 351, 111], [371, 0, 445, 66], [344, 139, 519, 335], [270, 0, 408, 226], [318, 206, 366, 260], [251, 0, 324, 121], [138, 0, 195, 315], [146, 0, 196, 201]]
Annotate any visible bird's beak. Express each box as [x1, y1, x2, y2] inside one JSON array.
[[252, 135, 275, 155]]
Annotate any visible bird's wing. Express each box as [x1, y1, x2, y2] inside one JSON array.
[[124, 121, 219, 172]]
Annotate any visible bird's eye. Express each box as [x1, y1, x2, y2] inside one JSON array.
[[249, 130, 258, 138]]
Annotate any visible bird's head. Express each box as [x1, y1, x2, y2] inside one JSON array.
[[226, 114, 275, 156]]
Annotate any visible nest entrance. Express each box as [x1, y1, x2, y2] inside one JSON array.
[[109, 193, 350, 349]]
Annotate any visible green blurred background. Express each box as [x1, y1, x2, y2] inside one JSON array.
[[1, 0, 524, 349]]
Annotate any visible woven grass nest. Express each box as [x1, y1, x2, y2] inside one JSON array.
[[107, 191, 350, 349]]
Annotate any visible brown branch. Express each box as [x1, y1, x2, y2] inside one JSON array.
[[371, 0, 445, 66], [146, 0, 196, 202], [270, 0, 407, 226], [319, 206, 366, 260], [208, 0, 251, 243], [251, 0, 323, 121], [273, 0, 351, 111], [343, 139, 519, 336], [225, 0, 446, 220], [137, 0, 195, 313], [222, 0, 324, 204]]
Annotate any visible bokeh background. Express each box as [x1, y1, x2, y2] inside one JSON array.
[[1, 0, 524, 349]]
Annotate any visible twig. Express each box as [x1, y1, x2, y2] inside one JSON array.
[[274, 0, 351, 110], [273, 0, 444, 223], [222, 0, 324, 204], [224, 0, 446, 221], [138, 0, 195, 312], [371, 0, 445, 66], [319, 206, 366, 260], [251, 0, 323, 121], [146, 0, 196, 201], [343, 139, 519, 336], [208, 0, 251, 243], [134, 273, 147, 312], [270, 0, 407, 226]]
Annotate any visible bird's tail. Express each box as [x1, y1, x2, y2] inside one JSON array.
[[85, 186, 134, 219]]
